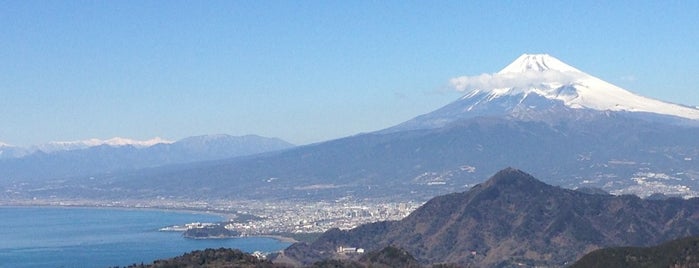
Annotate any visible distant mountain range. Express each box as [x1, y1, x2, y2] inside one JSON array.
[[0, 137, 173, 158], [0, 134, 293, 182], [45, 113, 693, 201], [280, 168, 699, 267], [2, 54, 699, 202]]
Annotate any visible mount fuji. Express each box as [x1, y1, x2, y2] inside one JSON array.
[[4, 54, 699, 202], [389, 54, 699, 132]]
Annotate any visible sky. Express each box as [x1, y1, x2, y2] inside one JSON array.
[[1, 1, 698, 146]]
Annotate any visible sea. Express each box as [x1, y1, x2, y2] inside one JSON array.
[[0, 206, 291, 268]]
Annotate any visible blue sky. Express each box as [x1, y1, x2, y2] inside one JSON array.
[[1, 1, 697, 146]]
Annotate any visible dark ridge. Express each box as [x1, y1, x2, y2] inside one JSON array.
[[282, 168, 699, 267], [570, 236, 699, 268], [358, 246, 422, 268], [119, 246, 427, 268], [481, 167, 548, 189], [119, 248, 289, 268], [574, 187, 610, 196]]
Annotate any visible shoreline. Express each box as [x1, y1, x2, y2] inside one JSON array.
[[0, 204, 299, 244], [0, 203, 237, 220], [253, 235, 299, 244], [184, 235, 298, 244]]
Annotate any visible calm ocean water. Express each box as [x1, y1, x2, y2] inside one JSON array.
[[0, 207, 291, 268]]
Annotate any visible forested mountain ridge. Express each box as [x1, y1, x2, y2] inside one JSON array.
[[282, 168, 699, 267]]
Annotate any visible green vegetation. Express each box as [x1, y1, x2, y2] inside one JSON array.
[[570, 236, 699, 268], [357, 246, 422, 268], [183, 224, 239, 239], [116, 246, 439, 268], [308, 246, 428, 268], [282, 168, 699, 266], [120, 248, 290, 268]]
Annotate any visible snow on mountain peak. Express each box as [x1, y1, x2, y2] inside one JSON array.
[[450, 54, 585, 94], [101, 137, 173, 147], [449, 53, 699, 120], [498, 54, 582, 74], [35, 137, 173, 153]]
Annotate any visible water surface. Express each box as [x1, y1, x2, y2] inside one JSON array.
[[0, 207, 290, 268]]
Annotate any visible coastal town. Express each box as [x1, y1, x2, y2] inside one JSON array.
[[156, 198, 422, 237], [220, 199, 421, 235], [3, 196, 421, 237]]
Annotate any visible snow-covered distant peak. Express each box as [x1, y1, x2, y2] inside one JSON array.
[[499, 54, 583, 74], [0, 142, 30, 159], [450, 54, 699, 120], [35, 137, 173, 152], [451, 54, 585, 94], [99, 137, 173, 147]]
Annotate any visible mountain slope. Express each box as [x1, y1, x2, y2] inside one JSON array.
[[388, 54, 699, 132], [570, 236, 699, 268], [0, 134, 294, 182], [32, 137, 172, 153], [5, 54, 699, 203], [283, 168, 699, 267], [496, 54, 699, 117], [125, 248, 287, 268], [15, 113, 698, 201], [0, 144, 30, 159]]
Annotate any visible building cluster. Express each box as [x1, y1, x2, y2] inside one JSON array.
[[337, 246, 365, 254], [159, 222, 216, 231], [0, 196, 420, 236], [223, 199, 421, 235]]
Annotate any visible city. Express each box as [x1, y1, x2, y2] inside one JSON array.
[[1, 196, 422, 237], [221, 199, 421, 235]]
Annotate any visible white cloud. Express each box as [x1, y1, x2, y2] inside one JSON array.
[[449, 70, 583, 92]]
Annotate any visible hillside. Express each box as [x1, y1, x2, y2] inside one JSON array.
[[570, 236, 699, 268], [121, 248, 288, 268], [4, 55, 699, 203], [22, 114, 696, 202], [0, 134, 293, 182], [119, 246, 423, 268], [282, 168, 699, 267]]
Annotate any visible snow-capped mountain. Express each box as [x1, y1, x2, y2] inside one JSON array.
[[4, 54, 698, 202], [0, 134, 295, 182], [389, 54, 699, 132], [0, 137, 173, 158], [33, 137, 173, 153], [0, 143, 30, 159]]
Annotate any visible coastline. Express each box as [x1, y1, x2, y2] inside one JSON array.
[[0, 204, 299, 245], [183, 234, 298, 244], [253, 235, 299, 244], [0, 206, 293, 268], [0, 202, 236, 220]]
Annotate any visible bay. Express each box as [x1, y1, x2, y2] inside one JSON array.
[[0, 207, 290, 268]]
